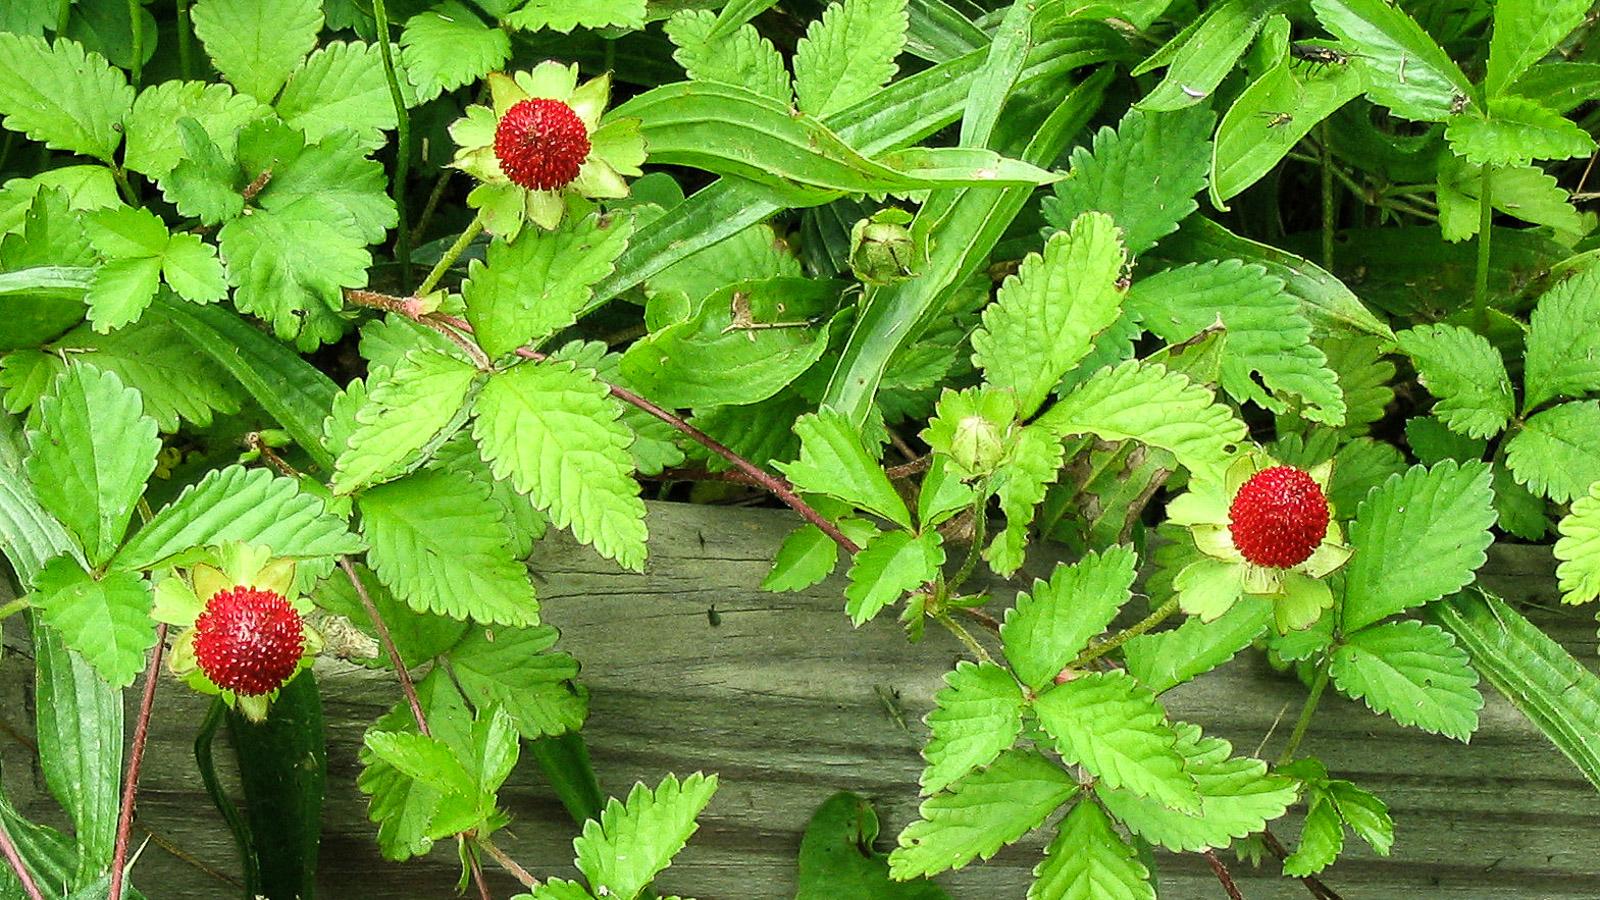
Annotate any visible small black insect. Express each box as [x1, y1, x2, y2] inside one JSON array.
[[1290, 43, 1350, 66]]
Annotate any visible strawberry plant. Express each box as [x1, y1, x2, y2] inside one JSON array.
[[1, 0, 1600, 898]]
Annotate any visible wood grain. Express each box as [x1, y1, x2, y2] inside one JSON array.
[[3, 503, 1597, 899]]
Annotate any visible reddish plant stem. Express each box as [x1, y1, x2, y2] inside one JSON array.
[[1261, 829, 1342, 900], [1204, 849, 1245, 900], [110, 623, 169, 900], [479, 837, 539, 889], [339, 557, 431, 738], [467, 847, 493, 900], [0, 817, 45, 900]]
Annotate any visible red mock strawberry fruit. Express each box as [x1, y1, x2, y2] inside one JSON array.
[[493, 98, 591, 192], [192, 586, 306, 696], [1227, 465, 1330, 569]]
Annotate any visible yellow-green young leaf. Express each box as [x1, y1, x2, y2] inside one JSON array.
[[1393, 323, 1514, 439], [463, 213, 634, 359], [1330, 620, 1482, 741], [1001, 547, 1137, 691], [664, 9, 791, 104], [1445, 96, 1596, 168], [1504, 401, 1600, 503], [1097, 722, 1296, 853], [921, 661, 1025, 795], [777, 408, 910, 528], [984, 422, 1065, 576], [448, 626, 586, 739], [191, 0, 322, 101], [124, 80, 265, 179], [1309, 0, 1473, 122], [1487, 0, 1593, 97], [1124, 601, 1271, 695], [400, 2, 511, 104], [1524, 268, 1600, 412], [276, 41, 397, 150], [889, 750, 1077, 880], [504, 0, 645, 32], [0, 34, 134, 162], [972, 212, 1126, 417], [356, 671, 474, 860], [1136, 0, 1282, 112], [31, 558, 155, 689], [27, 367, 160, 566], [1555, 481, 1600, 604], [573, 773, 718, 900], [1281, 794, 1344, 876], [843, 530, 942, 626], [358, 468, 538, 626], [1029, 801, 1155, 900], [1033, 671, 1198, 811], [762, 523, 840, 593], [1034, 360, 1246, 485], [471, 361, 647, 570], [115, 465, 360, 570], [332, 351, 480, 494], [794, 0, 908, 119], [1341, 461, 1496, 632]]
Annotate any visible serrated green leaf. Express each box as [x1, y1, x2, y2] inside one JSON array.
[[1445, 96, 1595, 168], [471, 361, 647, 570], [358, 468, 537, 626], [1504, 400, 1600, 503], [0, 34, 133, 161], [985, 422, 1065, 576], [276, 41, 397, 150], [794, 0, 907, 119], [1326, 780, 1393, 855], [1124, 602, 1270, 694], [1130, 260, 1344, 424], [191, 0, 322, 101], [31, 559, 155, 689], [161, 232, 228, 304], [247, 124, 397, 244], [1524, 268, 1600, 412], [529, 879, 598, 900], [573, 773, 718, 900], [1341, 461, 1496, 632], [1555, 480, 1600, 605], [363, 704, 518, 842], [921, 661, 1024, 794], [843, 529, 942, 626], [161, 119, 245, 225], [463, 213, 633, 359], [1281, 794, 1343, 876], [332, 350, 480, 494], [1042, 106, 1213, 254], [449, 625, 586, 739], [356, 671, 472, 860], [84, 256, 162, 333], [1317, 335, 1395, 437], [1034, 671, 1197, 811], [399, 2, 511, 104], [1310, 0, 1472, 122], [972, 212, 1126, 417], [1030, 800, 1155, 900], [763, 523, 841, 592], [1000, 547, 1137, 691], [1393, 323, 1514, 439], [1487, 0, 1592, 97], [889, 749, 1077, 880], [124, 80, 264, 179], [1034, 360, 1246, 485], [664, 9, 791, 104], [27, 366, 159, 565], [777, 408, 910, 528], [1437, 157, 1590, 240], [1330, 620, 1482, 741], [218, 196, 370, 346], [505, 0, 645, 32], [116, 465, 360, 570]]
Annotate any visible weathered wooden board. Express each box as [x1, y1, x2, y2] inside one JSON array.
[[3, 502, 1598, 899]]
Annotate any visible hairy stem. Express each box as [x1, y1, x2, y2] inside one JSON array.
[[944, 492, 990, 598], [1204, 848, 1245, 900], [339, 558, 430, 736], [936, 613, 995, 666], [370, 0, 414, 289], [1072, 596, 1178, 668], [417, 214, 485, 296], [1474, 164, 1494, 330], [1275, 658, 1331, 767], [111, 623, 170, 900], [479, 837, 539, 889], [0, 817, 44, 900]]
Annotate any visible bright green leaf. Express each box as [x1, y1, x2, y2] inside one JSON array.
[[1310, 0, 1473, 122], [1393, 323, 1514, 439], [0, 34, 133, 161], [400, 2, 511, 104], [573, 773, 719, 900], [1000, 547, 1137, 691], [332, 350, 480, 494], [191, 0, 322, 101], [777, 408, 910, 528], [794, 0, 908, 119], [1504, 400, 1600, 503], [1034, 671, 1198, 811], [1029, 800, 1155, 900], [31, 559, 155, 689], [1330, 620, 1482, 741], [1524, 268, 1600, 411], [276, 41, 397, 150], [664, 9, 791, 104], [843, 530, 942, 626], [1445, 96, 1595, 168], [921, 661, 1025, 794]]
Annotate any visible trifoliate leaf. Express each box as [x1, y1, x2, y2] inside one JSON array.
[[794, 0, 907, 119], [0, 34, 133, 162], [191, 0, 322, 101], [124, 80, 265, 179], [972, 212, 1126, 417], [332, 351, 480, 494], [1330, 620, 1482, 741], [1555, 480, 1600, 605], [84, 206, 227, 328], [573, 773, 718, 900], [276, 41, 397, 150], [363, 704, 519, 844], [843, 530, 942, 626], [31, 558, 155, 689], [888, 750, 1077, 880], [116, 465, 360, 570], [1000, 547, 1137, 690], [665, 10, 791, 104], [1445, 96, 1595, 168], [1124, 601, 1271, 694], [505, 0, 645, 33], [921, 661, 1025, 795], [26, 367, 159, 566], [357, 672, 473, 859], [1504, 400, 1600, 503], [1281, 794, 1343, 876], [1029, 801, 1155, 900], [448, 625, 586, 739], [472, 361, 647, 570], [218, 196, 369, 345], [1524, 268, 1600, 411], [1041, 105, 1214, 254], [1129, 260, 1344, 425], [1033, 671, 1198, 811], [255, 126, 398, 244], [1341, 461, 1496, 632], [984, 421, 1065, 576], [777, 408, 910, 528], [400, 2, 511, 104], [463, 212, 633, 359], [1394, 323, 1514, 438]]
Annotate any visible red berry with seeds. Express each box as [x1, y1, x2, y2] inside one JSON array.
[[1228, 465, 1330, 569], [193, 586, 305, 696], [493, 98, 591, 191]]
